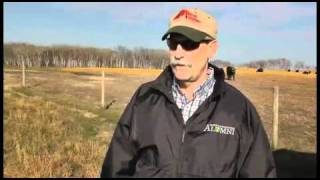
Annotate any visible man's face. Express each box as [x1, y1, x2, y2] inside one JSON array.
[[167, 33, 217, 82]]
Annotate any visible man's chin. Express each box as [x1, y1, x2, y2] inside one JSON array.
[[172, 68, 190, 80], [174, 74, 193, 82]]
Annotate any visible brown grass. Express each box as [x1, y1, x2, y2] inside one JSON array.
[[4, 67, 316, 177], [227, 68, 316, 152]]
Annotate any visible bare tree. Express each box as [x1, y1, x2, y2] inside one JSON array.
[[294, 61, 305, 70]]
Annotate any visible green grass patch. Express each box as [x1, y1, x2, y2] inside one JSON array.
[[77, 115, 100, 139], [13, 87, 34, 97], [70, 71, 99, 76]]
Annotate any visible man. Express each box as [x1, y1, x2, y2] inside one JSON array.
[[100, 8, 276, 178]]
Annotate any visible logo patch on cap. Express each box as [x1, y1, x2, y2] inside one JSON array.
[[173, 9, 200, 23]]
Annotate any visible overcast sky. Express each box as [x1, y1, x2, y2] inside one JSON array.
[[4, 2, 317, 66]]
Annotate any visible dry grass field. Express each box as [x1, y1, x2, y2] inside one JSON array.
[[3, 67, 316, 177]]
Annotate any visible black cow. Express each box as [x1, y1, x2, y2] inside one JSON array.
[[256, 68, 264, 72], [226, 66, 236, 80], [303, 70, 311, 74], [287, 69, 291, 72], [295, 69, 299, 72]]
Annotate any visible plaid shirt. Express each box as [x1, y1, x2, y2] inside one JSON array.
[[172, 67, 215, 124]]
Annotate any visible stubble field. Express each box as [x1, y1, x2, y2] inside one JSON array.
[[3, 67, 316, 177]]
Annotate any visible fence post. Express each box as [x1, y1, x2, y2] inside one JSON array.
[[101, 71, 105, 108], [272, 86, 279, 149], [22, 59, 26, 87]]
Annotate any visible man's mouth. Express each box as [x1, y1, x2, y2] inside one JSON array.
[[173, 64, 185, 66], [171, 63, 192, 68]]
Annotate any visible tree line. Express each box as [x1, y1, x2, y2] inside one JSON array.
[[4, 42, 313, 70], [242, 58, 313, 70], [4, 43, 170, 69], [210, 59, 233, 68]]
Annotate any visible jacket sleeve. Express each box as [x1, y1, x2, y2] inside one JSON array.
[[100, 88, 141, 178], [238, 100, 277, 178]]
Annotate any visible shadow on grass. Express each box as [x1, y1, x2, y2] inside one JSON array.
[[273, 149, 316, 178], [71, 71, 99, 76], [105, 99, 117, 110]]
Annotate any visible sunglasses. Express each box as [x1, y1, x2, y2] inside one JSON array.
[[166, 38, 213, 51]]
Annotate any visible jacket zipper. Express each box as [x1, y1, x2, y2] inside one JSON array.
[[181, 124, 186, 143], [172, 104, 187, 178], [177, 122, 187, 177]]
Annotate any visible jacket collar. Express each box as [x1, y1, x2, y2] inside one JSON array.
[[148, 63, 226, 102]]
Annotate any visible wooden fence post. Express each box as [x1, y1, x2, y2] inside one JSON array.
[[22, 59, 26, 87], [101, 71, 105, 108], [272, 86, 279, 149]]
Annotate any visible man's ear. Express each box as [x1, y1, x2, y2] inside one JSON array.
[[208, 40, 218, 58]]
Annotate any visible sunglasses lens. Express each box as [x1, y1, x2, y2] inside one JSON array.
[[181, 40, 200, 51], [167, 39, 178, 50], [167, 39, 200, 51]]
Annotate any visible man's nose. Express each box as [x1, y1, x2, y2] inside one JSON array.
[[174, 44, 184, 60]]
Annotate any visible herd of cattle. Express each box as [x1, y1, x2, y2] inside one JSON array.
[[287, 69, 315, 74], [223, 66, 316, 81]]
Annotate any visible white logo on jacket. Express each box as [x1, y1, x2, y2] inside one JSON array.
[[203, 124, 235, 135]]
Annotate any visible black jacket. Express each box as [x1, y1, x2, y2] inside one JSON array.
[[100, 64, 276, 178]]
